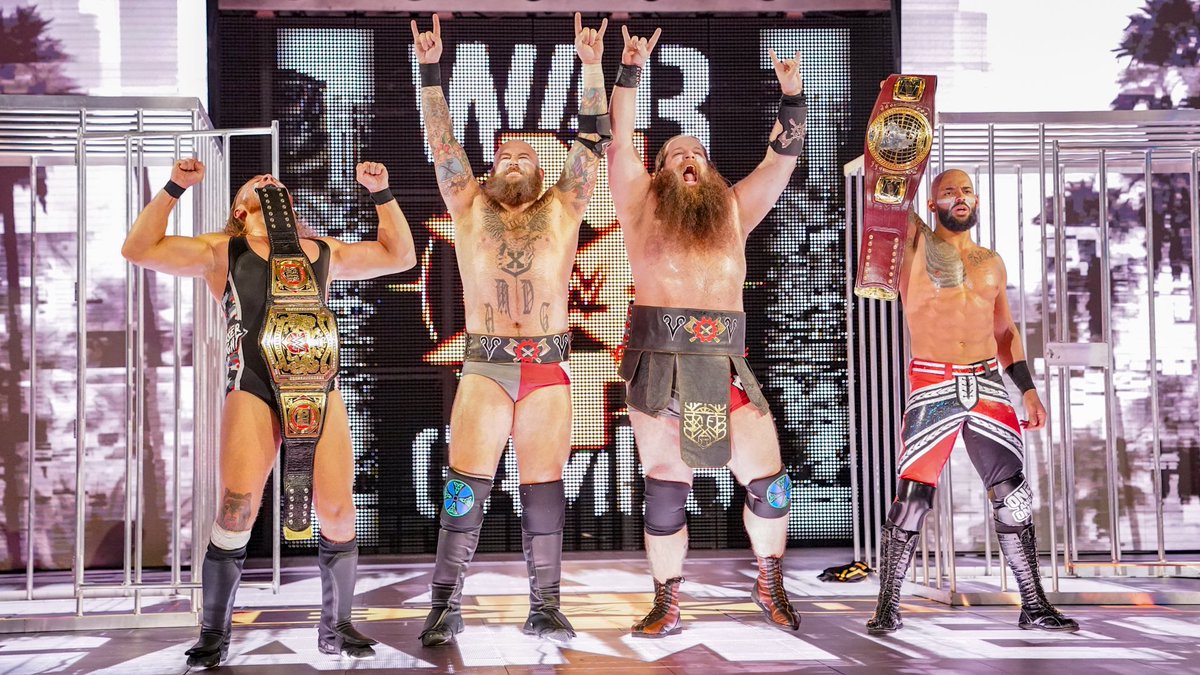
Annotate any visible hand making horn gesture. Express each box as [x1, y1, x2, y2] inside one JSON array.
[[410, 14, 443, 64], [769, 48, 804, 97], [574, 12, 608, 65], [620, 25, 661, 67]]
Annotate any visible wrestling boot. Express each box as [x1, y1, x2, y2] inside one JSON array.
[[522, 529, 576, 642], [419, 527, 479, 646], [185, 543, 246, 669], [752, 555, 800, 630], [998, 525, 1079, 632], [317, 537, 378, 659], [866, 524, 920, 635], [630, 576, 683, 638]]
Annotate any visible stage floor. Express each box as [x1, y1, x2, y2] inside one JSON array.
[[2, 549, 1199, 674]]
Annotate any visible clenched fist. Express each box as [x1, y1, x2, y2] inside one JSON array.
[[356, 161, 389, 193], [171, 158, 205, 189], [411, 15, 443, 65]]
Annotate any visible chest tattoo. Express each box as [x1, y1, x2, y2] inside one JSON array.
[[482, 199, 553, 278], [922, 227, 966, 288]]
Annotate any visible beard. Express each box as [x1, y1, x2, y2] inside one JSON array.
[[650, 166, 734, 246], [483, 169, 543, 206], [936, 203, 979, 233]]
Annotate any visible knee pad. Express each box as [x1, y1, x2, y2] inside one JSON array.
[[886, 479, 935, 532], [642, 477, 690, 536], [744, 468, 792, 519], [520, 480, 566, 535], [210, 522, 252, 551], [988, 473, 1033, 533], [439, 468, 493, 532]]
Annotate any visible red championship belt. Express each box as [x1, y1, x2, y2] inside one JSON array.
[[855, 74, 937, 301]]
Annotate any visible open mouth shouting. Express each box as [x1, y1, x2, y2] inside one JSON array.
[[682, 164, 699, 185]]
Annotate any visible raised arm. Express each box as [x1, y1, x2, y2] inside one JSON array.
[[121, 158, 218, 277], [553, 13, 609, 221], [992, 258, 1046, 429], [606, 25, 660, 225], [324, 162, 417, 281], [413, 15, 479, 217], [732, 49, 806, 235]]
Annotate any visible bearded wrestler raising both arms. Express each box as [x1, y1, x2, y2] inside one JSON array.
[[608, 26, 806, 636], [411, 13, 609, 646], [865, 169, 1077, 634], [122, 161, 417, 667]]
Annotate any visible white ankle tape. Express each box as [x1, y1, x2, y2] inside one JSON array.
[[210, 523, 251, 550]]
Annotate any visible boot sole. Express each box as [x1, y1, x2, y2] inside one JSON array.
[[867, 625, 901, 635], [630, 626, 682, 639], [1020, 623, 1080, 633]]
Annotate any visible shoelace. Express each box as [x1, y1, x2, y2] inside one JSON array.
[[759, 561, 791, 613]]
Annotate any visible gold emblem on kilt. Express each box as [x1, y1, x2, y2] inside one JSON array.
[[866, 107, 933, 173], [893, 76, 926, 102], [261, 305, 339, 384], [682, 402, 729, 449], [684, 316, 727, 344], [270, 256, 320, 298], [874, 175, 907, 205], [280, 391, 327, 439]]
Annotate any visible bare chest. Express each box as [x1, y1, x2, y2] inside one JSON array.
[[906, 236, 1001, 308]]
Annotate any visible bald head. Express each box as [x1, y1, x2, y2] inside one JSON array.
[[493, 139, 539, 169], [928, 168, 979, 233], [930, 169, 973, 197]]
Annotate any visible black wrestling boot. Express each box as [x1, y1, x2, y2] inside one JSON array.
[[752, 555, 800, 630], [185, 543, 246, 669], [997, 525, 1079, 632], [419, 527, 480, 647], [866, 524, 920, 635], [317, 537, 378, 659], [522, 529, 576, 642]]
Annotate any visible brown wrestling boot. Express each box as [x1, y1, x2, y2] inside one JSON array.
[[752, 555, 800, 630], [630, 576, 683, 638]]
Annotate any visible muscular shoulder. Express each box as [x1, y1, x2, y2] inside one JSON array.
[[965, 246, 1002, 269]]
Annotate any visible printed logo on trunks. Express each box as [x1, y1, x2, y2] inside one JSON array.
[[682, 402, 728, 448], [479, 335, 502, 360], [955, 374, 979, 409], [1003, 481, 1034, 523], [225, 321, 247, 368], [507, 337, 551, 363], [662, 314, 686, 339], [684, 315, 727, 343], [767, 474, 792, 509], [443, 479, 476, 517]]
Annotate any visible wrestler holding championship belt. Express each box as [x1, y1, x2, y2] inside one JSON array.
[[412, 14, 609, 646], [865, 169, 1077, 635], [122, 160, 417, 667], [608, 25, 804, 636], [854, 74, 936, 300]]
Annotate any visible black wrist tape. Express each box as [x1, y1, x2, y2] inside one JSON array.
[[615, 63, 642, 88], [420, 63, 441, 88], [1005, 360, 1036, 394], [163, 180, 186, 199], [769, 98, 807, 156], [370, 187, 395, 206]]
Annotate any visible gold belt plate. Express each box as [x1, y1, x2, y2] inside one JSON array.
[[270, 256, 320, 299], [866, 106, 933, 173], [279, 391, 327, 439], [261, 305, 339, 385]]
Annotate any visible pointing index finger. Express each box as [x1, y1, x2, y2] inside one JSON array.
[[647, 27, 662, 51]]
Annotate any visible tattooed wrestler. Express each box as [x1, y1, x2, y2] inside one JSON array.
[[122, 160, 416, 667], [866, 169, 1077, 634], [608, 25, 807, 637], [411, 13, 609, 646]]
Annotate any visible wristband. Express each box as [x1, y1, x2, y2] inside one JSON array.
[[370, 187, 395, 206], [420, 63, 441, 88], [615, 63, 642, 88], [1005, 360, 1036, 394], [163, 180, 186, 199], [769, 95, 807, 156]]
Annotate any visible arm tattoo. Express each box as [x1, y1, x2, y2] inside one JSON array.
[[484, 303, 495, 333], [540, 302, 551, 332], [495, 278, 512, 316], [482, 199, 552, 278], [922, 227, 966, 288], [422, 87, 475, 196], [967, 249, 997, 267], [521, 280, 534, 314], [555, 144, 598, 214], [217, 489, 254, 531]]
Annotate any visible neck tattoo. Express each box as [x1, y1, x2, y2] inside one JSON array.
[[922, 227, 965, 288]]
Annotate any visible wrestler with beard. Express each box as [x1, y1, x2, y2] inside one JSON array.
[[607, 25, 807, 637], [411, 13, 609, 646], [866, 169, 1076, 634]]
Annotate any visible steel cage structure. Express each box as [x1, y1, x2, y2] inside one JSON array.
[[846, 109, 1200, 606], [0, 95, 281, 631]]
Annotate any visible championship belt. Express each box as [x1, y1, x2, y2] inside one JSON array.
[[256, 186, 339, 541], [854, 74, 937, 301]]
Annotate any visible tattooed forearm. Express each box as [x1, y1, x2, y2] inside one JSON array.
[[496, 278, 512, 317], [421, 87, 475, 195], [540, 302, 550, 332], [922, 227, 966, 288], [521, 280, 534, 314], [217, 489, 254, 531]]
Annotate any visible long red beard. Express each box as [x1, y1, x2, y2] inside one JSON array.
[[650, 166, 734, 247], [483, 170, 543, 206]]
